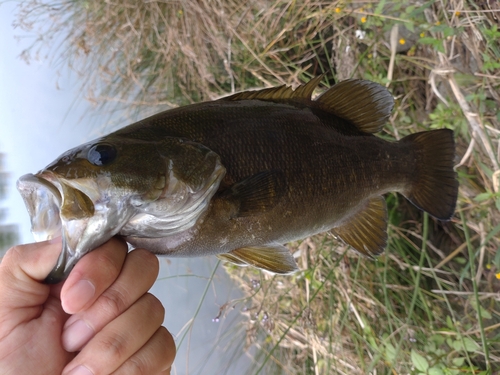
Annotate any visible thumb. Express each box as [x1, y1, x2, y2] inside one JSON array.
[[0, 238, 62, 311]]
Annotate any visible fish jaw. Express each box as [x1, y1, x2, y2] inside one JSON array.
[[17, 172, 135, 283], [17, 174, 63, 242]]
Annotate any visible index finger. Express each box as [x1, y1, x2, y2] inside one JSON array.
[[60, 237, 128, 314]]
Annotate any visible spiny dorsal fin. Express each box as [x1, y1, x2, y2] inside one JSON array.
[[331, 196, 388, 258], [217, 244, 299, 274], [224, 76, 393, 133], [223, 75, 324, 102], [316, 79, 394, 133], [221, 170, 286, 217]]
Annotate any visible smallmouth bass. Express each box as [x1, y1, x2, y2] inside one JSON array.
[[17, 77, 458, 283]]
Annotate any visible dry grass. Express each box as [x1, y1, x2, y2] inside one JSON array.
[[16, 0, 349, 109], [14, 0, 500, 373]]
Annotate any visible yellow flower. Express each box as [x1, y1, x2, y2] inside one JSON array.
[[399, 38, 406, 45], [455, 11, 461, 16], [435, 21, 441, 25], [496, 272, 500, 280], [420, 32, 425, 38], [486, 263, 492, 270], [361, 16, 367, 23], [335, 7, 341, 13]]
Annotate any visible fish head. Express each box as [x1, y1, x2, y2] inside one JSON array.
[[17, 136, 225, 283]]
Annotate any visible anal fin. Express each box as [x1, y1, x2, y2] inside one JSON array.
[[217, 253, 248, 267], [217, 244, 298, 274], [331, 196, 388, 257]]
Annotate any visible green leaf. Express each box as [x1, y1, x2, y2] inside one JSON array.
[[419, 37, 439, 45], [474, 192, 492, 202], [419, 37, 445, 52], [446, 337, 454, 348], [463, 337, 480, 352], [406, 5, 415, 14], [479, 308, 492, 319], [452, 337, 480, 352], [385, 343, 396, 363], [430, 334, 445, 346], [443, 26, 455, 38], [452, 357, 465, 366], [374, 0, 386, 15], [470, 299, 493, 319], [411, 350, 429, 372], [429, 367, 445, 375]]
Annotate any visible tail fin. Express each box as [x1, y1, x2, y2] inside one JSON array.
[[401, 129, 458, 220]]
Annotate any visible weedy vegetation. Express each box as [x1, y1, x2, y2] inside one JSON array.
[[13, 0, 500, 373]]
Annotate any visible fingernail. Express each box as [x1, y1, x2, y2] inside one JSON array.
[[62, 319, 94, 352], [63, 280, 95, 313], [66, 365, 93, 375]]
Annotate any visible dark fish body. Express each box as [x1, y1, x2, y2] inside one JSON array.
[[17, 77, 458, 281]]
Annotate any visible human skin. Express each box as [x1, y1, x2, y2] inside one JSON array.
[[0, 237, 176, 375]]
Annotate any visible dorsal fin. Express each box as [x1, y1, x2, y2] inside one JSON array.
[[223, 76, 393, 134], [223, 75, 324, 102], [316, 79, 394, 133]]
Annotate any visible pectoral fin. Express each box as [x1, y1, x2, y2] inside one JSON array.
[[221, 171, 286, 217], [331, 196, 388, 257], [217, 244, 298, 274]]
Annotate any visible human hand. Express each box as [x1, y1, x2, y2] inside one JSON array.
[[0, 237, 175, 375]]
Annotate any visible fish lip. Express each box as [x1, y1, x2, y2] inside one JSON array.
[[17, 173, 64, 242]]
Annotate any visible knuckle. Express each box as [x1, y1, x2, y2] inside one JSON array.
[[132, 249, 159, 272], [99, 287, 129, 316], [158, 327, 176, 360], [118, 357, 149, 375], [92, 250, 122, 279], [1, 246, 24, 278], [3, 245, 22, 264], [97, 331, 128, 361], [142, 294, 165, 322]]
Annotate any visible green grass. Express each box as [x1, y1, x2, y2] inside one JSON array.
[[14, 0, 500, 373]]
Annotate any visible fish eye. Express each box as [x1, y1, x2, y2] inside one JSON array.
[[87, 143, 117, 166]]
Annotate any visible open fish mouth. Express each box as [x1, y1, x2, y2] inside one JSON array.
[[17, 173, 65, 242], [17, 173, 98, 283]]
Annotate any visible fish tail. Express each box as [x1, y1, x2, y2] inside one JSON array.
[[401, 129, 458, 220]]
